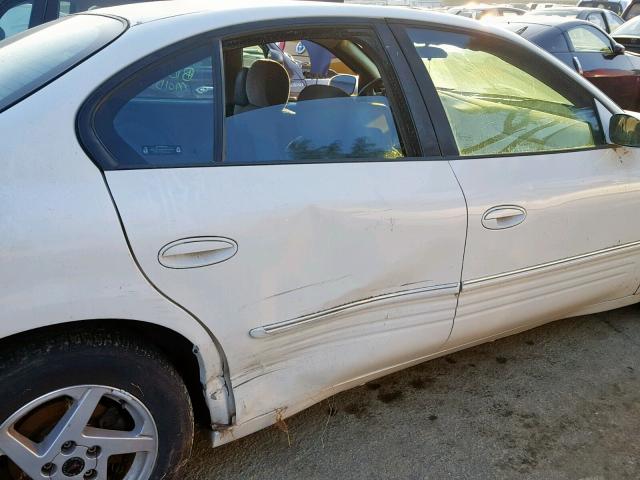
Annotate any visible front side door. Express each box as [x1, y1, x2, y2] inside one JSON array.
[[87, 22, 467, 422], [565, 24, 639, 110], [396, 24, 640, 347]]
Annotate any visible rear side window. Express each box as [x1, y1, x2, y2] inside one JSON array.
[[0, 14, 125, 112], [93, 44, 216, 169]]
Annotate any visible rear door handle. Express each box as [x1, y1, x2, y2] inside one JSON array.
[[158, 237, 238, 269], [482, 205, 526, 230]]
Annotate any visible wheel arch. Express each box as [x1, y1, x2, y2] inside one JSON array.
[[0, 318, 234, 432]]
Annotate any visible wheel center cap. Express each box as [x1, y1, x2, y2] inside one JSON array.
[[62, 457, 85, 477]]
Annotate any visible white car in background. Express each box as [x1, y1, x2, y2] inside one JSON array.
[[2, 1, 640, 479]]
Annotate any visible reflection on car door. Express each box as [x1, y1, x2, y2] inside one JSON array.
[[95, 24, 467, 424], [397, 24, 640, 348], [566, 24, 639, 111]]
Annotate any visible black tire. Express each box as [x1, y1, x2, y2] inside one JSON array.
[[0, 326, 194, 480]]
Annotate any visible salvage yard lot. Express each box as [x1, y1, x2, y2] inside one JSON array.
[[185, 306, 640, 480]]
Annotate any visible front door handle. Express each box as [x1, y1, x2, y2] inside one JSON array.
[[482, 205, 526, 230], [158, 236, 238, 269], [572, 56, 584, 75]]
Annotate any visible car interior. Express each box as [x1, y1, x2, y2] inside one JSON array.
[[221, 34, 404, 163]]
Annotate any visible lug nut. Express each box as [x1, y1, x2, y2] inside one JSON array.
[[41, 462, 56, 475], [86, 445, 101, 458], [61, 440, 76, 453], [84, 468, 97, 479]]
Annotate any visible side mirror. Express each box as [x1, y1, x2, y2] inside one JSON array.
[[612, 42, 626, 55], [610, 113, 640, 146], [329, 74, 358, 96]]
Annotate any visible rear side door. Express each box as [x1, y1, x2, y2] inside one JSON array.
[[565, 24, 638, 110], [82, 21, 467, 422], [394, 23, 640, 347]]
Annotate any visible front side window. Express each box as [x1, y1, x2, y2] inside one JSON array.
[[222, 33, 405, 163], [567, 25, 613, 52], [0, 1, 32, 39], [93, 44, 215, 169], [405, 27, 603, 156]]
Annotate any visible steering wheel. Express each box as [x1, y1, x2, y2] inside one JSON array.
[[358, 77, 384, 96]]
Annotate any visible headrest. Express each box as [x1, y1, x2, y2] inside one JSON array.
[[234, 67, 250, 107], [245, 59, 290, 108], [297, 84, 350, 102]]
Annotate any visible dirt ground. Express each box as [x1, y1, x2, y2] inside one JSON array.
[[183, 305, 640, 479]]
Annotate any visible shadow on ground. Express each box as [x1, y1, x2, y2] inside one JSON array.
[[183, 305, 640, 480]]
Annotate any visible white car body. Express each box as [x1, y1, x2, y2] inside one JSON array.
[[2, 0, 640, 450]]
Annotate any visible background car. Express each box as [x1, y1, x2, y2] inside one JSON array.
[[612, 15, 640, 51], [500, 17, 640, 111], [529, 6, 625, 32], [577, 0, 629, 15], [454, 5, 526, 19]]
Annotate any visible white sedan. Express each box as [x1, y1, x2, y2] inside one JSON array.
[[2, 1, 640, 479]]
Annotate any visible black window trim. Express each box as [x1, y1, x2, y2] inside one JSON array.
[[389, 19, 613, 161], [78, 17, 441, 171]]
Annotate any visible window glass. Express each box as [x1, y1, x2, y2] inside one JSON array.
[[242, 45, 265, 68], [568, 25, 613, 52], [587, 12, 607, 29], [94, 45, 215, 169], [406, 27, 603, 156], [625, 3, 640, 19], [613, 12, 640, 33], [0, 15, 125, 112], [223, 37, 404, 163], [605, 11, 625, 29], [0, 2, 32, 39]]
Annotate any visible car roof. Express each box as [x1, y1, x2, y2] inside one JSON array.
[[87, 0, 475, 27]]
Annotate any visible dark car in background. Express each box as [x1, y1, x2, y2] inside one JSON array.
[[577, 0, 629, 15], [622, 0, 640, 19], [529, 6, 624, 32], [613, 15, 640, 51], [500, 17, 640, 111]]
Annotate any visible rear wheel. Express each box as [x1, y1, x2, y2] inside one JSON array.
[[0, 328, 194, 480]]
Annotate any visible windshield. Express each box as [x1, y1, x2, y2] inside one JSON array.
[[0, 14, 125, 113], [614, 15, 640, 35]]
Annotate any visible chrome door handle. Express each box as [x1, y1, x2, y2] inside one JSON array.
[[572, 56, 584, 75], [481, 206, 526, 230], [158, 237, 238, 269]]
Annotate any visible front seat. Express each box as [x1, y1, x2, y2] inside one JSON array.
[[297, 84, 349, 102], [234, 59, 290, 114]]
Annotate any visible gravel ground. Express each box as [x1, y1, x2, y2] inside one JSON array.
[[183, 305, 640, 480]]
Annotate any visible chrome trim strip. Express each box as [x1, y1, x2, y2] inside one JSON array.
[[249, 282, 461, 338], [464, 240, 640, 287]]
